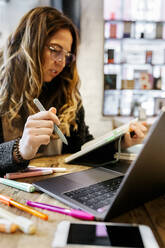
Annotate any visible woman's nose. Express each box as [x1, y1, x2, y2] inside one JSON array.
[[54, 53, 64, 64]]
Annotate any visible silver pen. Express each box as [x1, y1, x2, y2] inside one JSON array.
[[33, 98, 68, 145]]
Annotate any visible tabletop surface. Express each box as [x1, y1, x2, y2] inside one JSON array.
[[0, 155, 165, 248]]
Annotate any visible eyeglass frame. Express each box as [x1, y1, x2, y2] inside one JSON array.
[[46, 43, 76, 66]]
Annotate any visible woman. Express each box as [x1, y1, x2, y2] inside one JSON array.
[[0, 6, 146, 176]]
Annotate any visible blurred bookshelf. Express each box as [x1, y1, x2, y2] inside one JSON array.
[[103, 0, 165, 118]]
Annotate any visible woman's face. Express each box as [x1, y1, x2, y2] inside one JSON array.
[[42, 29, 73, 82]]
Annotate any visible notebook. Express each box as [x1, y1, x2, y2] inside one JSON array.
[[33, 111, 165, 220], [64, 118, 137, 165]]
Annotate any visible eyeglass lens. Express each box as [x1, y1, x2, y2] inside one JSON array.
[[49, 45, 75, 65]]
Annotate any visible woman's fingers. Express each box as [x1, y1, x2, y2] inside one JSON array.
[[122, 121, 148, 148], [19, 134, 51, 160], [123, 132, 132, 147], [49, 107, 57, 115], [26, 127, 53, 136], [129, 122, 147, 138], [25, 119, 54, 129], [28, 110, 60, 125], [19, 109, 60, 160]]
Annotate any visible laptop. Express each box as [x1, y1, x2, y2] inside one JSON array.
[[33, 111, 165, 220]]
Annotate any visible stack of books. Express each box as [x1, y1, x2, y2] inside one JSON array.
[[114, 152, 137, 161], [114, 144, 143, 161]]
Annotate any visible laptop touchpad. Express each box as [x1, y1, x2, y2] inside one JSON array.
[[34, 168, 122, 194], [67, 168, 121, 186]]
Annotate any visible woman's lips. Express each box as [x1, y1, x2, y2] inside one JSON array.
[[50, 69, 58, 76]]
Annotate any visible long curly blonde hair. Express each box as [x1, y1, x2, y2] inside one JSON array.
[[0, 6, 81, 137]]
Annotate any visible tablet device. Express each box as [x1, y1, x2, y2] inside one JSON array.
[[65, 118, 137, 165]]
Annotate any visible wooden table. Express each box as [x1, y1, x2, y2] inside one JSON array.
[[0, 155, 165, 248]]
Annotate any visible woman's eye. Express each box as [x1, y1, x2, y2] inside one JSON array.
[[51, 48, 57, 52], [53, 46, 61, 52], [49, 46, 61, 53], [52, 49, 58, 53]]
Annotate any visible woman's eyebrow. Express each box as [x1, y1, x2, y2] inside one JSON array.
[[49, 43, 62, 48], [49, 43, 71, 53]]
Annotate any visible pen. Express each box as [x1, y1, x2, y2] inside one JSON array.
[[0, 219, 18, 233], [26, 200, 95, 221], [4, 169, 53, 179], [33, 98, 68, 145], [0, 207, 36, 234], [0, 194, 48, 221], [0, 178, 36, 192], [28, 166, 67, 173]]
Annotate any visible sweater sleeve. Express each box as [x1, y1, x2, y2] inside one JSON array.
[[0, 120, 29, 177]]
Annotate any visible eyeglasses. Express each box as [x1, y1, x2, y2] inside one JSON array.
[[46, 44, 75, 66]]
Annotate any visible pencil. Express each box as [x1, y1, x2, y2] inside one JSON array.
[[10, 199, 48, 220], [28, 166, 67, 173], [33, 98, 68, 145], [0, 194, 48, 221], [0, 178, 36, 192], [4, 169, 53, 179]]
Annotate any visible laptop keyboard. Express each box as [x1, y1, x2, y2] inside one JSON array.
[[63, 176, 123, 210]]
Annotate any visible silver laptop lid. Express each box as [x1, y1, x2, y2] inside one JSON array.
[[106, 111, 165, 219]]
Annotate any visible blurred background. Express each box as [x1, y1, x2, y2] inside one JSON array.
[[0, 0, 164, 137]]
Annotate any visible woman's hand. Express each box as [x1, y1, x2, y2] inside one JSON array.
[[19, 108, 60, 160], [122, 121, 148, 149]]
